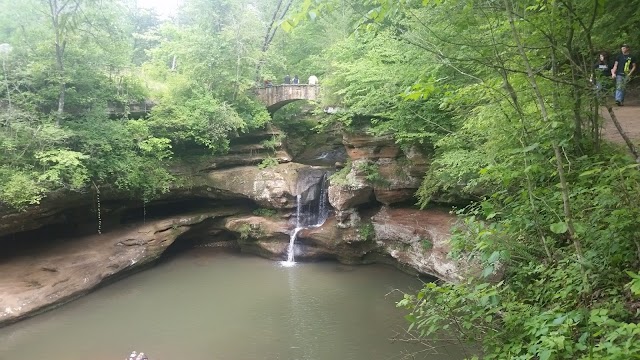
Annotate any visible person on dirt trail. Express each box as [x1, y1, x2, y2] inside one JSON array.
[[611, 43, 636, 106], [592, 51, 612, 94]]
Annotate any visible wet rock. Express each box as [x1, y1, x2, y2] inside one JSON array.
[[239, 207, 468, 281]]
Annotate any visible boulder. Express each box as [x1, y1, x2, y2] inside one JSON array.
[[371, 207, 466, 282], [372, 158, 422, 205], [328, 184, 373, 211], [343, 132, 400, 160], [191, 162, 310, 209]]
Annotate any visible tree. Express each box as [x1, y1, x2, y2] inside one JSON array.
[[289, 0, 640, 358]]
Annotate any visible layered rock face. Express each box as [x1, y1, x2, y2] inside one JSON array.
[[0, 126, 469, 326], [0, 209, 242, 326]]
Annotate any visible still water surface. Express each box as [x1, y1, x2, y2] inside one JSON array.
[[0, 249, 466, 360]]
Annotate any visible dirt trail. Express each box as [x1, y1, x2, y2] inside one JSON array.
[[602, 96, 640, 146]]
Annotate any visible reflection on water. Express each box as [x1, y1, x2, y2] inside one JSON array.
[[0, 249, 466, 360]]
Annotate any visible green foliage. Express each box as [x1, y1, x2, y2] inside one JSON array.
[[261, 134, 284, 151], [283, 1, 640, 358], [67, 115, 174, 201], [421, 239, 433, 251], [3, 1, 640, 357], [35, 149, 89, 190], [258, 157, 279, 169], [0, 167, 47, 209], [253, 208, 277, 218], [148, 90, 245, 154], [399, 278, 640, 360], [329, 160, 352, 186], [237, 223, 264, 240], [359, 222, 375, 241], [626, 271, 640, 297], [317, 29, 453, 147], [238, 224, 252, 240], [356, 161, 390, 187]]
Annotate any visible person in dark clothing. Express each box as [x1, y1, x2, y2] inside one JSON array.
[[592, 51, 612, 94], [293, 75, 299, 85], [611, 44, 636, 106], [284, 74, 291, 84]]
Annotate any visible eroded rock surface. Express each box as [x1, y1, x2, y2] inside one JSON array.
[[204, 162, 309, 209], [328, 132, 429, 210], [221, 206, 466, 281], [372, 207, 465, 282], [0, 209, 238, 327]]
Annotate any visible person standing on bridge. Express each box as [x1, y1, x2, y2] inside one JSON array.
[[611, 43, 636, 106], [308, 75, 318, 85], [284, 74, 291, 84], [293, 75, 299, 84]]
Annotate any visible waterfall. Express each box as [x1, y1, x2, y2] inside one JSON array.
[[283, 195, 303, 265], [281, 171, 331, 267]]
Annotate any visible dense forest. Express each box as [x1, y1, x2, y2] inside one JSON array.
[[1, 0, 640, 358]]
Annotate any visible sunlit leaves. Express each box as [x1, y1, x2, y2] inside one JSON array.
[[549, 221, 568, 234], [36, 149, 90, 190]]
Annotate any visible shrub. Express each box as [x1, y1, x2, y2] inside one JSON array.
[[359, 222, 375, 241], [253, 208, 277, 217]]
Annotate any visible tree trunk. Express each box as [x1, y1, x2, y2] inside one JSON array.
[[606, 106, 640, 163], [503, 0, 584, 259], [49, 0, 70, 125], [254, 0, 294, 83]]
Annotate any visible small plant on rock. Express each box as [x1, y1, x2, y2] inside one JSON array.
[[359, 222, 375, 241], [356, 161, 390, 187], [253, 208, 277, 217], [329, 160, 352, 186], [258, 156, 279, 169], [238, 224, 252, 240]]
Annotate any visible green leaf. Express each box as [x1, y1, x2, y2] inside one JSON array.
[[482, 265, 495, 278], [281, 20, 293, 33], [579, 169, 601, 177], [521, 142, 540, 153], [539, 350, 552, 360], [549, 222, 568, 234]]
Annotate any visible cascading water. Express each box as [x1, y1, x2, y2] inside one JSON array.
[[281, 172, 331, 267], [284, 195, 303, 264]]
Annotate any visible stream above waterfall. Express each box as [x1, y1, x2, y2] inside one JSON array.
[[0, 248, 467, 360]]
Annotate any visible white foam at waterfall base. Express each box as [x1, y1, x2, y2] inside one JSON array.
[[280, 227, 303, 267]]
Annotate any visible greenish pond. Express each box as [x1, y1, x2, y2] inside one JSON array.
[[0, 249, 467, 360]]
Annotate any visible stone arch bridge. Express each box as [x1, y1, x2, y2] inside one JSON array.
[[254, 84, 320, 113], [107, 85, 320, 117]]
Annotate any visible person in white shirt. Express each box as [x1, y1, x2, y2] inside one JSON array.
[[308, 75, 318, 85]]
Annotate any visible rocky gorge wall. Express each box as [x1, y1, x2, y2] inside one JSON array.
[[0, 124, 471, 327]]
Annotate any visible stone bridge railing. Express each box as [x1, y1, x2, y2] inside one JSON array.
[[254, 84, 320, 113], [106, 100, 155, 118], [105, 85, 320, 117]]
